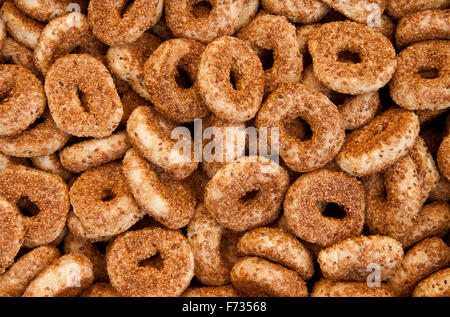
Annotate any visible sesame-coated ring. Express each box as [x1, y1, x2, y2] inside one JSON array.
[[45, 54, 123, 138], [386, 0, 450, 20], [144, 38, 209, 123], [308, 21, 396, 95], [0, 166, 69, 248], [412, 268, 450, 297], [182, 285, 240, 297], [261, 0, 329, 24], [198, 36, 264, 123], [106, 227, 194, 297], [0, 37, 40, 76], [320, 0, 387, 24], [13, 0, 88, 22], [311, 279, 395, 297]]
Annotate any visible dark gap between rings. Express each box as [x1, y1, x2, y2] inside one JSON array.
[[418, 67, 439, 79], [175, 66, 194, 89], [138, 253, 164, 270], [17, 196, 40, 217], [337, 50, 362, 64], [192, 1, 213, 18], [120, 0, 136, 18], [100, 189, 116, 202], [259, 49, 275, 71], [239, 190, 259, 204], [319, 202, 347, 219], [26, 116, 46, 131]]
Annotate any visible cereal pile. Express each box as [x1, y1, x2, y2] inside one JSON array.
[[0, 0, 449, 298]]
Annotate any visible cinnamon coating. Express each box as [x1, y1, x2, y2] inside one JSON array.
[[31, 154, 73, 181], [81, 283, 120, 297], [386, 0, 450, 20], [412, 268, 450, 297], [320, 0, 387, 24], [261, 0, 329, 24], [13, 0, 88, 22], [311, 279, 395, 297], [0, 37, 40, 76], [182, 285, 240, 297]]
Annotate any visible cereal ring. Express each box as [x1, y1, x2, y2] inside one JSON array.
[[31, 154, 73, 181], [182, 285, 240, 297], [126, 106, 198, 180], [0, 16, 5, 47], [237, 14, 302, 94], [165, 0, 243, 43], [311, 279, 395, 297], [413, 268, 450, 297], [119, 90, 148, 127], [430, 175, 450, 202], [396, 10, 450, 48], [255, 83, 345, 173], [81, 283, 120, 297], [63, 232, 108, 282], [0, 37, 40, 76], [185, 168, 210, 202], [296, 24, 321, 55], [107, 33, 161, 101], [230, 257, 308, 297], [0, 195, 24, 274], [237, 227, 314, 280], [284, 169, 365, 247], [261, 0, 329, 24], [390, 40, 449, 111], [69, 163, 144, 239], [197, 36, 264, 123], [0, 152, 29, 171], [34, 12, 106, 75], [0, 0, 43, 49], [302, 65, 380, 130], [335, 108, 420, 177], [308, 21, 397, 95], [23, 252, 94, 297], [373, 14, 396, 42], [0, 64, 46, 137], [13, 0, 88, 22], [386, 0, 450, 20], [144, 38, 210, 123], [87, 0, 163, 46], [187, 203, 240, 285], [320, 0, 387, 24], [205, 156, 290, 231], [59, 130, 131, 173], [234, 0, 259, 31], [438, 135, 450, 181], [122, 149, 196, 230], [0, 166, 69, 248], [106, 227, 194, 297], [0, 246, 60, 297], [67, 210, 115, 243], [318, 235, 404, 282], [387, 237, 450, 297], [45, 54, 123, 138]]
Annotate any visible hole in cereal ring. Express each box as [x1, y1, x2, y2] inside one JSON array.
[[193, 1, 213, 18], [138, 253, 164, 270], [230, 69, 239, 90], [338, 50, 362, 64], [175, 66, 194, 89], [17, 196, 40, 217], [259, 49, 275, 71], [239, 190, 260, 204], [100, 189, 116, 202], [120, 0, 136, 18], [418, 67, 439, 79], [77, 90, 90, 113], [320, 202, 347, 219]]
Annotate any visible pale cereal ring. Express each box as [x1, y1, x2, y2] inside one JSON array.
[[230, 256, 309, 297], [182, 285, 240, 297], [237, 14, 302, 94], [374, 14, 396, 42], [165, 0, 243, 43], [335, 108, 420, 177], [387, 237, 450, 297], [122, 149, 196, 230], [318, 235, 404, 282], [204, 156, 290, 232], [13, 0, 88, 22], [31, 154, 73, 181], [390, 40, 449, 111], [0, 194, 24, 274], [81, 283, 120, 297], [255, 83, 345, 173], [63, 231, 108, 282], [106, 227, 194, 297], [144, 38, 210, 123], [438, 135, 450, 181], [34, 12, 106, 75], [396, 9, 450, 48], [187, 203, 240, 285], [284, 169, 365, 247], [234, 0, 259, 31], [261, 0, 329, 24], [308, 21, 397, 95], [198, 36, 264, 123], [237, 227, 314, 280], [0, 37, 40, 76], [0, 0, 43, 49], [107, 33, 162, 101], [0, 64, 46, 137], [386, 0, 450, 20], [59, 130, 131, 173], [87, 0, 163, 46], [311, 279, 395, 297], [320, 0, 387, 24], [126, 106, 198, 180], [302, 65, 380, 130], [69, 162, 144, 239], [0, 110, 70, 158], [0, 166, 69, 248], [413, 268, 450, 297], [45, 54, 123, 138], [0, 245, 60, 297], [23, 252, 94, 297], [67, 210, 116, 243]]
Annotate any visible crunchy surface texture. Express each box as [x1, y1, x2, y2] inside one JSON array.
[[311, 279, 395, 297], [261, 0, 329, 24], [412, 268, 450, 297]]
